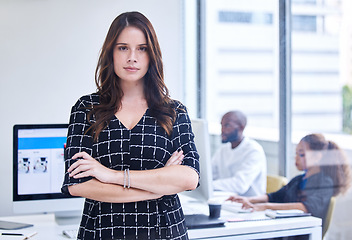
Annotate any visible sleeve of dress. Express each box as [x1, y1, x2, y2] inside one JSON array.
[[170, 103, 200, 179], [61, 97, 94, 196]]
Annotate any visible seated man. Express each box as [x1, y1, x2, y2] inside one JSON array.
[[212, 110, 267, 196]]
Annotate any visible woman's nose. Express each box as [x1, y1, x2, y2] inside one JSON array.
[[127, 50, 137, 63]]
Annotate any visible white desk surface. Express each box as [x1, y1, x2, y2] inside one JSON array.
[[0, 195, 322, 240], [182, 195, 322, 239], [188, 214, 321, 239], [0, 211, 322, 240]]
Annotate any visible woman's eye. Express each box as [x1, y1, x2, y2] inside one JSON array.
[[295, 152, 305, 158], [118, 46, 128, 51], [139, 46, 147, 52]]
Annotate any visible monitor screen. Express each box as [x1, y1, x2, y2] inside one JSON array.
[[13, 124, 83, 224]]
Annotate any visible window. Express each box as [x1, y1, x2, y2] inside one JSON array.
[[292, 15, 316, 32], [196, 0, 352, 178], [201, 0, 280, 173], [290, 0, 351, 177], [292, 0, 316, 4], [218, 11, 273, 25]]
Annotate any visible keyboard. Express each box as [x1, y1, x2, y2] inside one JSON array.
[[63, 228, 79, 239], [221, 201, 252, 213]]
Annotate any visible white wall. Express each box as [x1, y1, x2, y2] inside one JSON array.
[[0, 0, 184, 216]]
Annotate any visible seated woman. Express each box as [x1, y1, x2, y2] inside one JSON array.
[[228, 133, 351, 228]]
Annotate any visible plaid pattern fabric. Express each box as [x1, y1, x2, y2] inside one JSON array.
[[62, 94, 200, 240]]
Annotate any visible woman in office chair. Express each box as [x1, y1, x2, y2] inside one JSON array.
[[61, 11, 199, 240], [228, 133, 351, 236]]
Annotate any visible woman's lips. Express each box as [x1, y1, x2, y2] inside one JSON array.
[[124, 66, 139, 72]]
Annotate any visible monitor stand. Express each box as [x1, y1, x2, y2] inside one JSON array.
[[54, 210, 82, 225]]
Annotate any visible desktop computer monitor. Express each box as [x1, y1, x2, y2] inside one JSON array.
[[179, 118, 214, 202], [12, 124, 84, 225]]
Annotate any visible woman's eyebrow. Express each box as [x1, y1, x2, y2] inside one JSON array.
[[115, 43, 148, 46]]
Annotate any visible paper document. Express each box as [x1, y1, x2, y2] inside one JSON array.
[[265, 209, 311, 218]]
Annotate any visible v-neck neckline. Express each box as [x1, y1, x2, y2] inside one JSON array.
[[114, 108, 149, 131]]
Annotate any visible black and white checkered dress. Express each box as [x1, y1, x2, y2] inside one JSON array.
[[61, 94, 200, 240]]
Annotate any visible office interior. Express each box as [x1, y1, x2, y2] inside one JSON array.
[[1, 0, 351, 239]]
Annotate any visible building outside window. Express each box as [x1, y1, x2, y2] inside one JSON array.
[[201, 0, 351, 177]]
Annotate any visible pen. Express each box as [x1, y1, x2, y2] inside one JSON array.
[[1, 232, 24, 236], [0, 232, 37, 238], [24, 232, 38, 239]]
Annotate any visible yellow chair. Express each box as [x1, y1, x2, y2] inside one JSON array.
[[266, 174, 288, 193], [323, 196, 336, 238]]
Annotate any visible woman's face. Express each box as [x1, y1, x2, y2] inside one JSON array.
[[113, 26, 150, 84], [295, 140, 323, 171], [295, 141, 308, 171]]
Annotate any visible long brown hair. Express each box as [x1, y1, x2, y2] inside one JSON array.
[[301, 133, 351, 195], [88, 11, 176, 141]]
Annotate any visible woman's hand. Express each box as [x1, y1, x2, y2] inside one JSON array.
[[227, 195, 254, 210], [250, 203, 268, 211], [68, 152, 116, 184], [165, 150, 184, 167]]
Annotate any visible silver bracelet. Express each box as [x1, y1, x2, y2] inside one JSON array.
[[127, 168, 130, 189], [123, 169, 127, 189]]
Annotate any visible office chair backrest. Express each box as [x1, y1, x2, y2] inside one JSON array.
[[266, 175, 288, 193], [323, 196, 336, 238]]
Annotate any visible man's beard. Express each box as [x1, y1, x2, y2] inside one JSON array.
[[222, 129, 239, 143]]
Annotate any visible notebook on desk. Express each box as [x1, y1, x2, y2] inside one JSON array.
[[0, 220, 33, 230], [184, 214, 226, 229]]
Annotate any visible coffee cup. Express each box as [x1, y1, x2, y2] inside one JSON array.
[[208, 199, 222, 219]]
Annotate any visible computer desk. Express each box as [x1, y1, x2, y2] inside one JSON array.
[[0, 211, 321, 240], [188, 214, 322, 239], [183, 194, 322, 240]]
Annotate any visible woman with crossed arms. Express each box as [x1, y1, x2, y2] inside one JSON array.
[[61, 11, 199, 240]]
